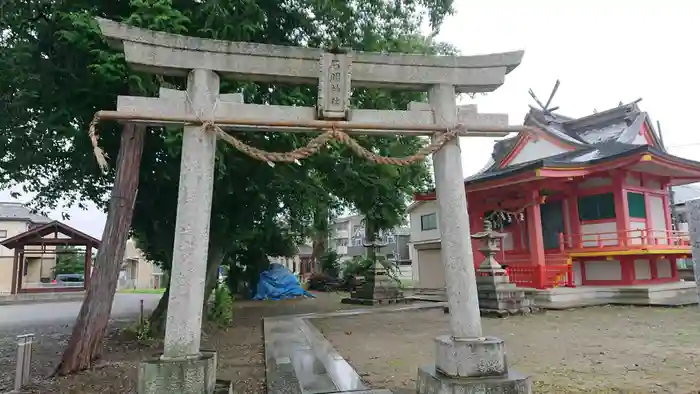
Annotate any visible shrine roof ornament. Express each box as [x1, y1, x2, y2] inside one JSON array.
[[96, 18, 524, 93]]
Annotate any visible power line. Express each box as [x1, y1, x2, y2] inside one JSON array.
[[666, 142, 700, 149]]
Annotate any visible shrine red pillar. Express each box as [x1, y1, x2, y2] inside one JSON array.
[[649, 257, 658, 281], [670, 256, 679, 280], [526, 191, 546, 289], [620, 257, 635, 285], [565, 195, 581, 248], [662, 180, 673, 235], [613, 173, 630, 247]]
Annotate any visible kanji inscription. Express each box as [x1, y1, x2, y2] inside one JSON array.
[[318, 53, 351, 119]]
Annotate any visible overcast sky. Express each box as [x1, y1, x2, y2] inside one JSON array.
[[2, 0, 699, 238]]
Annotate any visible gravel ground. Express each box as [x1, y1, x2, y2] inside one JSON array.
[[0, 292, 364, 393], [313, 306, 700, 394]]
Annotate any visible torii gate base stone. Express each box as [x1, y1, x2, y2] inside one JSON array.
[[96, 18, 532, 394]]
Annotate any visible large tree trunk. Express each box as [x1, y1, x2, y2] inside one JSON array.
[[202, 248, 226, 317], [54, 124, 146, 375], [149, 276, 170, 337], [310, 204, 329, 272], [364, 219, 378, 263]]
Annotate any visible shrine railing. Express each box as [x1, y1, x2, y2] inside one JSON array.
[[558, 229, 690, 251], [481, 264, 573, 289]]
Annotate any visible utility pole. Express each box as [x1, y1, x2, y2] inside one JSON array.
[[657, 120, 678, 229]]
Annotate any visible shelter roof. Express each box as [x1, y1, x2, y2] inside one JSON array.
[[0, 220, 101, 250]]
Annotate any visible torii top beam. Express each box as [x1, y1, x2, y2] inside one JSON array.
[[96, 18, 524, 94]]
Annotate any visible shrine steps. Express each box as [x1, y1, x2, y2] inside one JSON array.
[[532, 282, 697, 309], [409, 283, 698, 309]]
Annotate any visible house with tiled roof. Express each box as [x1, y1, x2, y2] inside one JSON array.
[[410, 102, 700, 295]]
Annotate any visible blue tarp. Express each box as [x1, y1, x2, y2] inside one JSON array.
[[253, 263, 315, 301]]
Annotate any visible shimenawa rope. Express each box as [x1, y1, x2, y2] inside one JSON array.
[[87, 97, 461, 172]]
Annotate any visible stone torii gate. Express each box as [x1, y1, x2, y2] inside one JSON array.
[[95, 18, 531, 394]]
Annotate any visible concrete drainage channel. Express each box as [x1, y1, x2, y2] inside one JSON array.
[[263, 303, 447, 394]]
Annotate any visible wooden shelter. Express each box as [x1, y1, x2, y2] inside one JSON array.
[[1, 220, 100, 294]]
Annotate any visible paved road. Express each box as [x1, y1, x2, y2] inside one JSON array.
[[0, 293, 161, 327]]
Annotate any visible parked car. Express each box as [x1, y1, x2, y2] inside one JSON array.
[[53, 273, 85, 287]]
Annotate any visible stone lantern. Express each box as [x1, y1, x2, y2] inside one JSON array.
[[468, 219, 539, 317], [471, 219, 508, 275], [341, 237, 407, 305]]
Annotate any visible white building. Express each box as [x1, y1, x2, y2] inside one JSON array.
[[330, 214, 413, 280], [406, 200, 442, 288]]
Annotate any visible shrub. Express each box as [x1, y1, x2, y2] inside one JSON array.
[[319, 251, 341, 278], [307, 272, 336, 291], [207, 285, 234, 327], [342, 256, 401, 284]]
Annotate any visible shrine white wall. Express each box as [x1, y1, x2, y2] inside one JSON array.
[[657, 259, 672, 278], [580, 222, 617, 247], [584, 260, 622, 281], [507, 138, 567, 166], [634, 259, 651, 280]]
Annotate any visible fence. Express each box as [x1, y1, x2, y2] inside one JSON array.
[[560, 229, 690, 250], [498, 264, 573, 289]]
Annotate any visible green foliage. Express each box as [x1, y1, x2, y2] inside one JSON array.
[[319, 251, 341, 278], [342, 258, 372, 281], [124, 318, 153, 341], [207, 285, 234, 328], [53, 246, 86, 276], [342, 256, 400, 283], [0, 0, 454, 300]]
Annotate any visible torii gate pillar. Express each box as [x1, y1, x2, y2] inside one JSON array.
[[419, 86, 531, 393]]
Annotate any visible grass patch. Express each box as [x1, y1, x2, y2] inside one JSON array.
[[119, 288, 166, 294]]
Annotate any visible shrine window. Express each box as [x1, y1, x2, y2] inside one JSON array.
[[627, 192, 647, 218], [0, 229, 6, 239], [578, 193, 616, 221], [420, 213, 438, 231]]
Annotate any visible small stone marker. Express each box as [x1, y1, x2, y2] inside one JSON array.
[[14, 333, 34, 392]]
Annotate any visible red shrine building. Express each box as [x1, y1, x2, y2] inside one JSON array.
[[409, 102, 699, 294]]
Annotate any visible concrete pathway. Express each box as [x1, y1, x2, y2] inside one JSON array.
[[0, 293, 161, 327], [263, 302, 445, 394]]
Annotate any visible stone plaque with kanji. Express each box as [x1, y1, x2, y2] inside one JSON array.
[[318, 53, 351, 120]]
